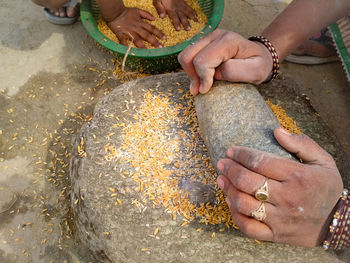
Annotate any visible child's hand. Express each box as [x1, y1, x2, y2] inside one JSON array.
[[107, 7, 166, 48], [153, 0, 198, 31]]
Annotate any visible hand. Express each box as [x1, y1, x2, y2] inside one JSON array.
[[216, 127, 343, 247], [107, 7, 166, 48], [178, 29, 273, 96], [153, 0, 198, 31]]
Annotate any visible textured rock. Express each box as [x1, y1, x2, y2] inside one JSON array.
[[70, 72, 349, 263], [194, 82, 294, 172]]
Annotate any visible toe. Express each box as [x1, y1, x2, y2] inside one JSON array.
[[59, 7, 66, 17], [66, 6, 78, 18], [50, 8, 60, 16]]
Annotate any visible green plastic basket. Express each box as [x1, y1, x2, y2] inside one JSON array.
[[80, 0, 224, 73]]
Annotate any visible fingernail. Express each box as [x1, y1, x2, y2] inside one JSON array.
[[186, 26, 191, 31], [189, 80, 196, 91], [158, 45, 163, 48], [190, 82, 194, 91], [225, 197, 231, 209], [227, 148, 233, 158], [217, 160, 224, 172], [279, 127, 291, 135], [217, 176, 224, 189], [176, 26, 180, 31], [190, 85, 198, 96]]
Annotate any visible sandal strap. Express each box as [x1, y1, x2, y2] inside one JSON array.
[[309, 27, 336, 53]]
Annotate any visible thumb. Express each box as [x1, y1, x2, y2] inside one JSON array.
[[274, 127, 336, 168]]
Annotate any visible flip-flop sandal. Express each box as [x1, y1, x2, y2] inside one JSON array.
[[43, 0, 79, 25], [284, 54, 339, 65], [285, 28, 339, 65]]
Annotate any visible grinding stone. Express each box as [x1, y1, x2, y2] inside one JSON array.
[[69, 72, 347, 262]]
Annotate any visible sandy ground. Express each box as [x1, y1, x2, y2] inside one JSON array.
[[0, 0, 350, 262]]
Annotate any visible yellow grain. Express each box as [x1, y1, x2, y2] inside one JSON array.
[[181, 221, 189, 227], [266, 100, 302, 134], [114, 90, 301, 231], [97, 0, 207, 48], [154, 227, 159, 235]]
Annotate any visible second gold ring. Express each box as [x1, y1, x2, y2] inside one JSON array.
[[255, 177, 269, 202]]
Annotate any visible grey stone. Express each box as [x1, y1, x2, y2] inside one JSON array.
[[70, 72, 349, 262], [194, 82, 295, 173]]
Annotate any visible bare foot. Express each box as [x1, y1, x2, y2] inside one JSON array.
[[49, 5, 78, 18]]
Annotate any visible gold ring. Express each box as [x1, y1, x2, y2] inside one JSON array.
[[251, 202, 266, 221], [255, 177, 269, 202]]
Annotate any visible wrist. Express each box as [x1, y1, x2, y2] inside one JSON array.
[[255, 41, 274, 81], [248, 36, 280, 83], [317, 199, 340, 245], [97, 0, 126, 22], [323, 189, 350, 250]]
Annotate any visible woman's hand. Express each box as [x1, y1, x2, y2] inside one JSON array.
[[216, 127, 343, 247], [153, 0, 198, 31], [178, 29, 273, 96], [107, 7, 166, 48]]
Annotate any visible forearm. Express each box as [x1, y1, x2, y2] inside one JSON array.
[[262, 0, 350, 61], [97, 0, 125, 22]]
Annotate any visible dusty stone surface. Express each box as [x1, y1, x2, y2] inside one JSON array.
[[70, 72, 349, 262]]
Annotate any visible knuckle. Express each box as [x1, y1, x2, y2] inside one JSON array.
[[221, 33, 234, 43], [178, 52, 190, 65], [150, 25, 157, 32], [232, 169, 246, 190], [293, 133, 311, 146], [231, 194, 244, 211], [322, 151, 337, 166], [193, 54, 206, 67]]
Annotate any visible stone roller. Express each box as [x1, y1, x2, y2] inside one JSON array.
[[180, 79, 295, 205], [194, 80, 295, 172]]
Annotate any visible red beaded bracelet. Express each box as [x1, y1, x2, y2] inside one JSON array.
[[323, 189, 350, 250], [248, 36, 280, 83]]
